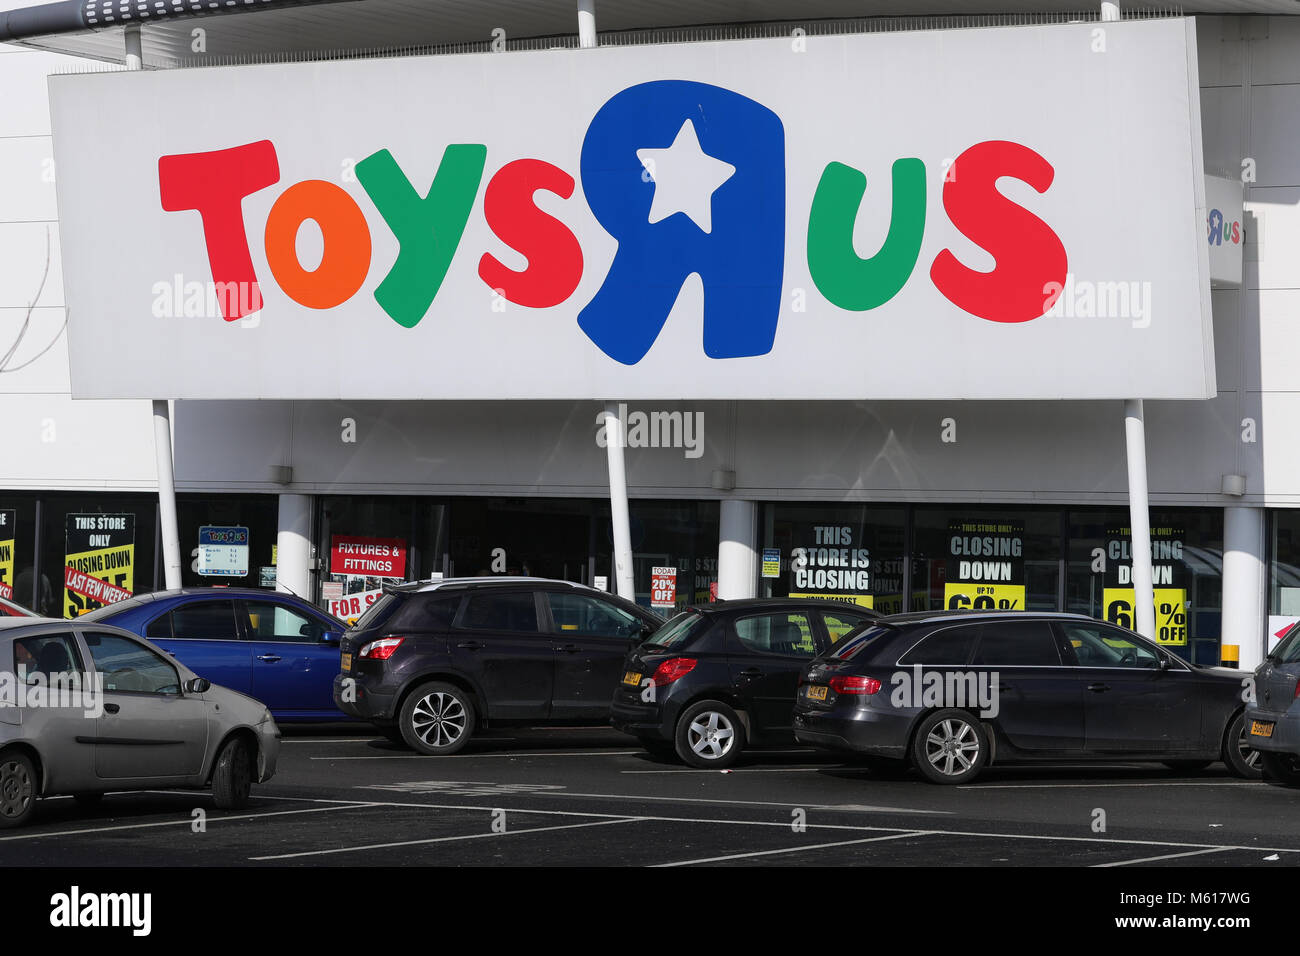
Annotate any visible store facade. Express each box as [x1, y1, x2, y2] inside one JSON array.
[[1, 5, 1296, 672]]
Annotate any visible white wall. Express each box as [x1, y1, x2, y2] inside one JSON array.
[[0, 14, 1297, 508]]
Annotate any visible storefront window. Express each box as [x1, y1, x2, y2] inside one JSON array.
[[177, 494, 278, 591], [38, 493, 157, 619], [1066, 508, 1222, 665], [595, 500, 719, 614], [911, 506, 1060, 613], [760, 503, 905, 614], [1270, 510, 1300, 617], [319, 495, 448, 620], [0, 494, 38, 611]]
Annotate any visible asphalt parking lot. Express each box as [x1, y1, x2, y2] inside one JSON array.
[[9, 725, 1300, 870]]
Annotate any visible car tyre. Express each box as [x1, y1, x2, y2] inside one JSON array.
[[0, 752, 37, 829], [1260, 751, 1300, 786], [1222, 710, 1263, 779], [211, 736, 254, 810], [400, 681, 475, 756], [911, 709, 990, 785], [675, 700, 746, 769]]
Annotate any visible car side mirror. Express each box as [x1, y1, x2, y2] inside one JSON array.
[[185, 677, 211, 694], [1157, 657, 1171, 671], [320, 630, 342, 646]]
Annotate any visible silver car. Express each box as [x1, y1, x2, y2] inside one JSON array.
[[0, 617, 279, 828]]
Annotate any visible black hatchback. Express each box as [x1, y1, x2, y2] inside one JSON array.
[[609, 599, 880, 768], [793, 611, 1260, 784], [333, 577, 661, 754]]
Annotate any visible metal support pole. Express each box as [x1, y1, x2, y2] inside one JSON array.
[[125, 23, 142, 69], [577, 0, 597, 49], [1124, 399, 1156, 639], [152, 400, 183, 589], [602, 402, 635, 600]]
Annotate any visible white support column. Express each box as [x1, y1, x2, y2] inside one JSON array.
[[1223, 506, 1266, 671], [1100, 2, 1121, 22], [276, 493, 314, 600], [577, 0, 597, 48], [602, 401, 635, 600], [1124, 399, 1157, 639], [124, 23, 142, 69], [718, 499, 757, 601], [152, 400, 182, 589]]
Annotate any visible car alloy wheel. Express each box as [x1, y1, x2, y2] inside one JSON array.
[[687, 710, 736, 761], [911, 709, 989, 784], [926, 718, 980, 776], [400, 681, 476, 756], [0, 756, 36, 828], [412, 692, 467, 749], [674, 700, 747, 769], [1237, 721, 1261, 772], [1223, 710, 1264, 779]]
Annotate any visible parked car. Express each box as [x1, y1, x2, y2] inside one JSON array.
[[610, 598, 881, 768], [81, 588, 346, 722], [333, 577, 664, 754], [792, 611, 1260, 785], [1246, 621, 1300, 784], [0, 617, 279, 828], [0, 595, 36, 617]]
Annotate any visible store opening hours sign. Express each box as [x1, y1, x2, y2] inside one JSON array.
[[198, 525, 249, 577], [52, 18, 1212, 402]]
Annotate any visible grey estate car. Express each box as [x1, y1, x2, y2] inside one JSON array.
[[0, 617, 280, 827]]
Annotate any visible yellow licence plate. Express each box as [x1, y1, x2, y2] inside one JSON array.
[[1251, 720, 1275, 738], [806, 685, 828, 701], [341, 653, 352, 673], [622, 670, 642, 686]]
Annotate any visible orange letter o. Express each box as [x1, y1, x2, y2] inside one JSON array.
[[264, 180, 371, 309]]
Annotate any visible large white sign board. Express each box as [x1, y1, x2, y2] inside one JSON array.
[[50, 18, 1213, 400]]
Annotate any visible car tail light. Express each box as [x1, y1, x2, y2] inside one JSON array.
[[651, 657, 696, 687], [829, 675, 881, 695], [359, 636, 404, 660], [1293, 678, 1300, 700]]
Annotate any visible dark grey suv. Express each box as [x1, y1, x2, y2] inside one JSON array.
[[333, 577, 662, 754]]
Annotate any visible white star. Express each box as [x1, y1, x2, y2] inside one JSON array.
[[636, 119, 736, 234]]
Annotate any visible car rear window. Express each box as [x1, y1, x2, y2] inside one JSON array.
[[387, 593, 461, 632], [1272, 623, 1300, 664], [898, 625, 979, 666], [971, 621, 1062, 666], [825, 624, 893, 662], [641, 612, 705, 651]]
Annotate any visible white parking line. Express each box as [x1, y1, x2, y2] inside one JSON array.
[[655, 830, 937, 867], [622, 767, 829, 774], [958, 781, 1257, 790], [311, 751, 642, 760], [1094, 847, 1234, 867], [249, 816, 645, 860], [267, 794, 1300, 856], [0, 802, 381, 842]]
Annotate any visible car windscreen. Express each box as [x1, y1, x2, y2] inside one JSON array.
[[640, 612, 705, 651]]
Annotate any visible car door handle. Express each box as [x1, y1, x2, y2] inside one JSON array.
[[256, 654, 282, 663], [1087, 682, 1111, 693], [738, 667, 763, 677], [456, 641, 484, 651], [556, 644, 582, 654], [104, 703, 120, 714]]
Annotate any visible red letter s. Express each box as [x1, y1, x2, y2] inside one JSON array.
[[929, 140, 1067, 324], [478, 158, 583, 308]]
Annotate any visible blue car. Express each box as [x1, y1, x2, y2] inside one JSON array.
[[80, 588, 348, 722]]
